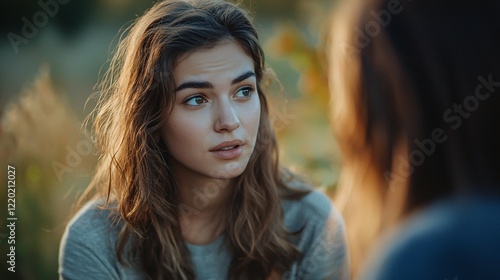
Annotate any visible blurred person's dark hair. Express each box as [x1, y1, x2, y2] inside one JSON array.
[[329, 0, 500, 277]]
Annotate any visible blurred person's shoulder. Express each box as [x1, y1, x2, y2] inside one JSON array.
[[362, 193, 500, 280]]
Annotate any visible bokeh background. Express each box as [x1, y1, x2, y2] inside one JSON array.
[[0, 0, 340, 278]]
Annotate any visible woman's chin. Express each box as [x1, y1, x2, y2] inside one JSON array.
[[210, 161, 247, 179]]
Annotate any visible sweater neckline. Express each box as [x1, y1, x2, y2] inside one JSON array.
[[185, 234, 226, 256]]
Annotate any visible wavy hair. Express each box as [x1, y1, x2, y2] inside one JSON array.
[[81, 0, 308, 279]]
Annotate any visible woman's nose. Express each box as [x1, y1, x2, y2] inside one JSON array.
[[214, 100, 241, 133]]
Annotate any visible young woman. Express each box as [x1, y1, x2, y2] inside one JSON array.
[[59, 0, 349, 279], [329, 0, 500, 278]]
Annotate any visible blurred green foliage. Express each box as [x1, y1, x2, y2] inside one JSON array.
[[266, 23, 340, 193]]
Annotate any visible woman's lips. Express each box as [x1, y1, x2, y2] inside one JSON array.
[[210, 140, 245, 160], [210, 144, 244, 160]]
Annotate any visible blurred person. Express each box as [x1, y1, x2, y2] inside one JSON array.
[[328, 0, 500, 278], [58, 0, 350, 279]]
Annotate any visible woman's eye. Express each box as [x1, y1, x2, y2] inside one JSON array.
[[184, 95, 208, 107], [234, 87, 254, 98]]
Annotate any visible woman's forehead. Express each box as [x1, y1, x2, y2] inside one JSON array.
[[173, 40, 255, 86]]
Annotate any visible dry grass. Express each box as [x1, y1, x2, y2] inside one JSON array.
[[0, 66, 96, 279]]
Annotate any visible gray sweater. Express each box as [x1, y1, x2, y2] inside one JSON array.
[[59, 190, 350, 279]]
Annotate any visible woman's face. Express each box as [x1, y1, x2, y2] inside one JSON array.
[[161, 40, 261, 181]]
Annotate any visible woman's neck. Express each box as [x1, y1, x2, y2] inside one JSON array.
[[176, 174, 234, 245], [180, 204, 227, 245]]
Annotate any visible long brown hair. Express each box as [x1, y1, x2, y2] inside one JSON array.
[[329, 0, 500, 275], [80, 0, 308, 279]]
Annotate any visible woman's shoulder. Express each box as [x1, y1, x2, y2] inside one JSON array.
[[283, 189, 333, 219], [281, 180, 350, 279], [64, 199, 119, 240], [60, 199, 122, 261], [281, 179, 343, 231], [59, 199, 134, 279]]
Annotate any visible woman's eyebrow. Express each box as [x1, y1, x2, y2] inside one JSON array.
[[175, 81, 212, 92], [231, 71, 255, 84], [175, 71, 256, 92]]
